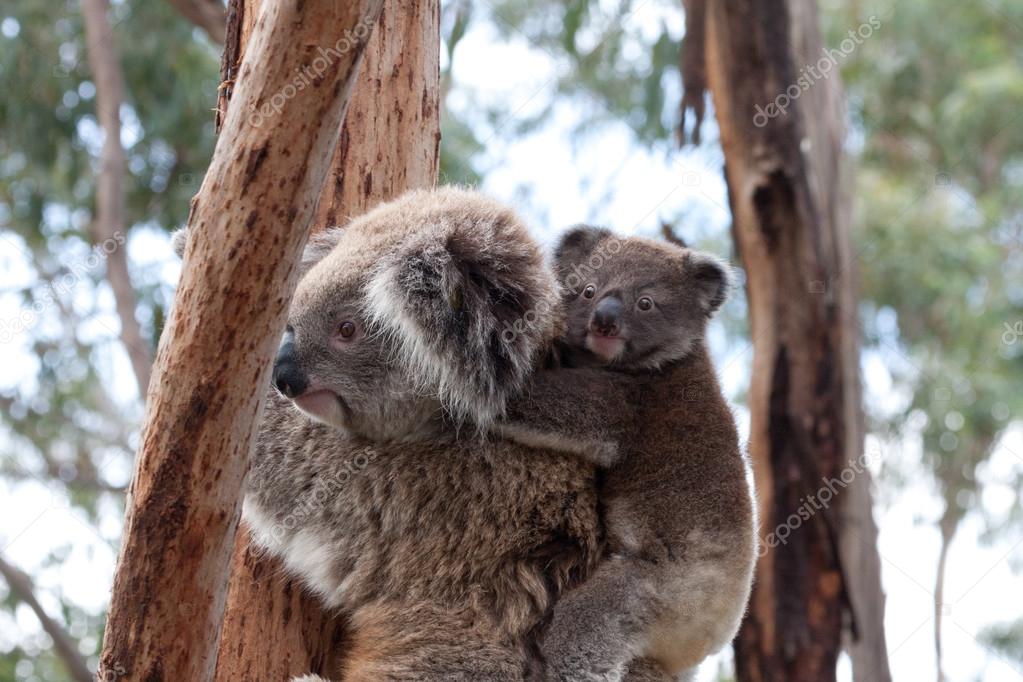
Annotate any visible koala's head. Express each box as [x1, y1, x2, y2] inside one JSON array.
[[553, 226, 731, 370], [271, 187, 562, 439]]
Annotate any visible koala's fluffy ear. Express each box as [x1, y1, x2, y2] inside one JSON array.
[[365, 198, 561, 427], [687, 251, 733, 316], [170, 225, 343, 278], [553, 225, 613, 276], [300, 227, 344, 274]]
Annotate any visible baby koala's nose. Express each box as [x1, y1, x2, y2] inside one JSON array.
[[591, 296, 623, 337]]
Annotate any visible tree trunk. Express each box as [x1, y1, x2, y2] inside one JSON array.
[[680, 0, 890, 680], [933, 513, 957, 682], [211, 2, 440, 680], [97, 2, 384, 680], [81, 0, 153, 400]]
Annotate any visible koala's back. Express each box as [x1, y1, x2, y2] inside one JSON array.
[[603, 345, 755, 671], [606, 346, 749, 542], [247, 394, 602, 647]]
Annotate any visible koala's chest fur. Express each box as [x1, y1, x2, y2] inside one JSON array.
[[246, 396, 602, 639]]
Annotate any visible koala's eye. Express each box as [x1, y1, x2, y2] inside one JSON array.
[[338, 321, 357, 339], [637, 297, 653, 311], [582, 285, 596, 299]]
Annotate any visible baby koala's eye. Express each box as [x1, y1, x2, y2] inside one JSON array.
[[582, 284, 596, 299], [338, 321, 357, 339], [637, 297, 653, 311]]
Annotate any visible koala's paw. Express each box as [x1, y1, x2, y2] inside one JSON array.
[[621, 658, 677, 682], [290, 675, 332, 682]]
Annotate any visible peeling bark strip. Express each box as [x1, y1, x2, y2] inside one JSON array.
[[689, 0, 892, 680], [215, 0, 243, 133], [212, 2, 441, 680], [97, 2, 385, 681], [679, 0, 707, 145]]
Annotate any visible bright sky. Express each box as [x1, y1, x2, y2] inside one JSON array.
[[1, 3, 1021, 681]]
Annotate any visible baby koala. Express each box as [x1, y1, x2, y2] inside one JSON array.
[[498, 227, 756, 682]]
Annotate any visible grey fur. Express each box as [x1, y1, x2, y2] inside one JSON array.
[[500, 227, 757, 681], [170, 226, 188, 258], [240, 189, 602, 680]]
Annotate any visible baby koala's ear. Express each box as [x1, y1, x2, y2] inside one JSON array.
[[687, 250, 733, 316], [299, 227, 344, 275], [553, 225, 613, 270]]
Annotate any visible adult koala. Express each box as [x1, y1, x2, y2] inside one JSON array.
[[229, 188, 606, 681]]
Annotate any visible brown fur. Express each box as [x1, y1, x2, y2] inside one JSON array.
[[499, 227, 756, 681]]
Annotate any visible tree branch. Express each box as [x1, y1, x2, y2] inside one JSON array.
[[0, 555, 93, 682], [165, 0, 227, 45], [98, 1, 385, 679], [81, 0, 153, 400]]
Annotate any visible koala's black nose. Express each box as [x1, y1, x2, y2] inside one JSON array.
[[272, 330, 308, 398], [591, 296, 623, 337]]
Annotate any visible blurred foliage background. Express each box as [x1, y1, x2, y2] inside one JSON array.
[[0, 0, 1021, 680]]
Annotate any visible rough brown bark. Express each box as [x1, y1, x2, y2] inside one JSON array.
[[97, 2, 385, 680], [81, 0, 153, 399], [211, 3, 441, 680], [680, 0, 891, 680], [678, 0, 707, 145], [0, 555, 93, 682]]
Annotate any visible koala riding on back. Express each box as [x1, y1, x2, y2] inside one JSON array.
[[500, 226, 757, 682]]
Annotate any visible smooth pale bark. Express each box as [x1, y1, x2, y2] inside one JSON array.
[[211, 2, 441, 679], [97, 1, 385, 680], [81, 0, 152, 399], [934, 514, 956, 682], [680, 0, 891, 680]]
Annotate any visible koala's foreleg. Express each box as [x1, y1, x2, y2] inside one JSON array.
[[498, 368, 638, 467], [541, 555, 660, 682]]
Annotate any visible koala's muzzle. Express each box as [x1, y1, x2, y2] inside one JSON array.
[[273, 329, 308, 398], [591, 296, 623, 337]]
